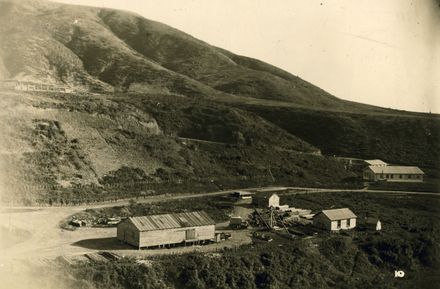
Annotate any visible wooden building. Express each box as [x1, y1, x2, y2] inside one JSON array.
[[232, 191, 254, 200], [313, 208, 357, 231], [253, 193, 293, 211], [231, 191, 254, 205], [364, 218, 382, 231], [268, 194, 280, 208], [363, 166, 424, 182], [365, 159, 388, 167], [117, 211, 215, 249], [0, 79, 71, 93]]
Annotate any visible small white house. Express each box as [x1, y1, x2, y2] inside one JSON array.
[[254, 193, 291, 211], [313, 208, 357, 231], [268, 194, 280, 208]]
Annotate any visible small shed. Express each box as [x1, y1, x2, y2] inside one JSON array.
[[117, 211, 215, 249], [268, 194, 280, 208], [232, 191, 254, 200], [364, 217, 382, 231], [313, 208, 357, 231], [231, 191, 254, 205]]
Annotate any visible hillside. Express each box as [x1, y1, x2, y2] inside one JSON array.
[[0, 0, 391, 112], [0, 90, 357, 204], [243, 105, 440, 168], [0, 0, 439, 204]]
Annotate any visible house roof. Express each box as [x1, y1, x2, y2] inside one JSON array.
[[367, 165, 424, 175], [316, 208, 357, 221], [365, 217, 380, 224], [365, 159, 387, 166], [127, 211, 215, 232]]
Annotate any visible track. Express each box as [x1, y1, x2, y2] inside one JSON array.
[[0, 186, 437, 263]]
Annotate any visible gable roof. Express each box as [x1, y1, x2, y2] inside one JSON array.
[[126, 211, 215, 232], [365, 159, 387, 166], [316, 208, 357, 221], [365, 217, 380, 224], [368, 165, 424, 175]]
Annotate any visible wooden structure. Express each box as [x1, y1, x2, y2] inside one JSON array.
[[232, 191, 254, 200], [365, 159, 388, 167], [253, 193, 292, 211], [0, 79, 71, 93], [231, 191, 254, 205], [364, 218, 382, 231], [363, 166, 424, 182], [313, 208, 357, 231], [117, 211, 215, 249], [268, 194, 280, 208]]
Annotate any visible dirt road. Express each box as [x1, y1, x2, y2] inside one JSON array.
[[0, 186, 437, 263]]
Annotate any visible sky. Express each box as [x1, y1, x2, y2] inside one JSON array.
[[56, 0, 440, 113]]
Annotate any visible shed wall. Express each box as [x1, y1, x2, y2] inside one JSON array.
[[330, 218, 356, 230], [139, 224, 215, 248], [313, 214, 357, 231], [117, 220, 140, 248], [268, 195, 280, 207]]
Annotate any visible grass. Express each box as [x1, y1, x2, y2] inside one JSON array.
[[243, 104, 440, 168], [60, 192, 440, 289]]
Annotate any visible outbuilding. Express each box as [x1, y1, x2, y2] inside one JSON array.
[[231, 191, 254, 204], [313, 208, 357, 231], [117, 211, 216, 249], [268, 194, 280, 208], [365, 159, 388, 167], [365, 217, 382, 231], [363, 166, 424, 182]]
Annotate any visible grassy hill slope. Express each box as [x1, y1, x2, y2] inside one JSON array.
[[244, 105, 440, 168], [0, 91, 358, 205], [0, 0, 439, 204], [0, 0, 393, 112]]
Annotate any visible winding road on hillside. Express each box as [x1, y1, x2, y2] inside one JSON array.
[[0, 186, 438, 264]]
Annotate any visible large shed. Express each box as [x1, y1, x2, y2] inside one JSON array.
[[117, 211, 216, 249], [313, 208, 357, 231]]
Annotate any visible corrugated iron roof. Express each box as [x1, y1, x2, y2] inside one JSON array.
[[368, 166, 424, 174], [317, 208, 357, 221], [128, 211, 215, 232], [365, 159, 387, 166]]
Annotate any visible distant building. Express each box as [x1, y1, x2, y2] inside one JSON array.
[[364, 218, 382, 231], [0, 79, 72, 93], [363, 166, 424, 182], [254, 193, 292, 211], [117, 211, 215, 249], [231, 191, 254, 205], [313, 208, 357, 231], [365, 159, 388, 167], [268, 194, 280, 208], [232, 191, 254, 200]]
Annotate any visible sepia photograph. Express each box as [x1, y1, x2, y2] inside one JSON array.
[[0, 0, 439, 288]]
